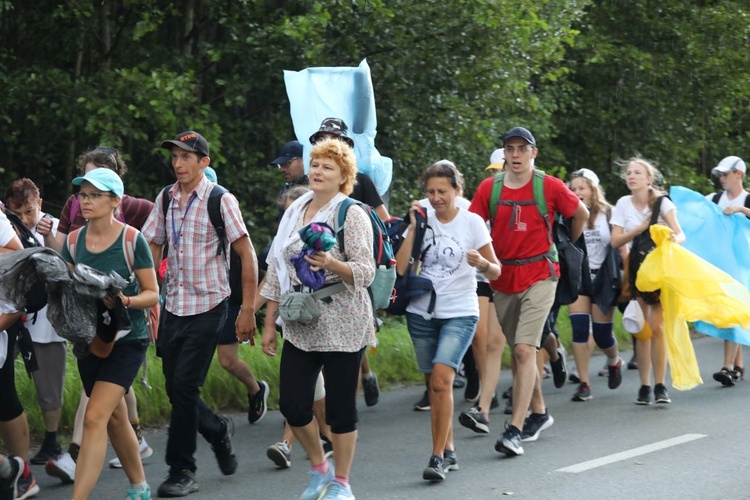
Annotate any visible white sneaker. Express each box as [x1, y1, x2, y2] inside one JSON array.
[[266, 440, 292, 469], [45, 452, 76, 484], [109, 437, 154, 468]]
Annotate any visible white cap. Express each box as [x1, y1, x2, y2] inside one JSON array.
[[712, 156, 746, 175], [571, 168, 600, 187], [486, 149, 505, 170], [622, 300, 645, 334]]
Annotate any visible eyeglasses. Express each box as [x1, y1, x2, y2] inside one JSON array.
[[77, 192, 117, 201], [278, 158, 300, 169], [503, 145, 534, 154]]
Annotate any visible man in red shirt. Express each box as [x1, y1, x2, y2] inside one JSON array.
[[470, 127, 588, 457]]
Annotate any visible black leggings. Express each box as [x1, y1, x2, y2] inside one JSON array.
[[279, 341, 364, 434], [0, 325, 24, 422]]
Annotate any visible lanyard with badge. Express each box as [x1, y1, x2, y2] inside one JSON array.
[[171, 192, 198, 249]]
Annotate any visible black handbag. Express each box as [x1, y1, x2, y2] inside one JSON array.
[[628, 196, 666, 305]]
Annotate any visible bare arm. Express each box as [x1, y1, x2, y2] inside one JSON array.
[[232, 235, 258, 343], [467, 243, 501, 281], [569, 200, 590, 243], [0, 234, 22, 254], [663, 209, 686, 244], [375, 204, 390, 222]]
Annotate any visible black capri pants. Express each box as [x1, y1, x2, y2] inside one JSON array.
[[279, 341, 364, 435]]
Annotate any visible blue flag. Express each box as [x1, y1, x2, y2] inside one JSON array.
[[670, 186, 750, 345]]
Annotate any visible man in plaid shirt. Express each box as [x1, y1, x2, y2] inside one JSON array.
[[142, 131, 258, 498]]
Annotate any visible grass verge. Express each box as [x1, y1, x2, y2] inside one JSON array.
[[15, 306, 633, 440]]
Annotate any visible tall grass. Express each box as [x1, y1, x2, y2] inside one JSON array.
[[14, 306, 633, 440]]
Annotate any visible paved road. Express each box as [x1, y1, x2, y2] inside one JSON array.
[[34, 336, 750, 499]]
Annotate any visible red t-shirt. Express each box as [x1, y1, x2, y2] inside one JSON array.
[[469, 172, 580, 294]]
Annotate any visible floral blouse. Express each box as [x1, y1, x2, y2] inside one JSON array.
[[262, 202, 376, 352]]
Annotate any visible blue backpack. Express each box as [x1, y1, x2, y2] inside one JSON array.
[[334, 198, 397, 311]]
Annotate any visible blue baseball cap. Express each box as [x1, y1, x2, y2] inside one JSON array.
[[72, 168, 124, 197], [204, 166, 218, 182], [503, 127, 536, 147]]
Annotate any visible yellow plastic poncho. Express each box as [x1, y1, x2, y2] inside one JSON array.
[[636, 225, 750, 390]]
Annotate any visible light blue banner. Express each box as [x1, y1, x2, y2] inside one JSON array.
[[284, 59, 393, 195], [671, 186, 750, 345]]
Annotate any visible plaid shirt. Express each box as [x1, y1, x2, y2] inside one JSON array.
[[142, 177, 249, 317]]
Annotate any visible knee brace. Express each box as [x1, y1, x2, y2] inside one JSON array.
[[569, 314, 591, 344], [592, 322, 615, 350]]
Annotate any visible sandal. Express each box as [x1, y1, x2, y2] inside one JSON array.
[[732, 366, 744, 381], [713, 367, 735, 387]]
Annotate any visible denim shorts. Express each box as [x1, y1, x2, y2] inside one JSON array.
[[406, 313, 478, 373]]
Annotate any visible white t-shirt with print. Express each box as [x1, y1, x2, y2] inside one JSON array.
[[610, 195, 677, 250], [406, 207, 491, 319], [584, 212, 611, 270]]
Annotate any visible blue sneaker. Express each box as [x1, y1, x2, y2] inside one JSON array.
[[300, 462, 334, 500], [322, 481, 355, 500], [125, 484, 151, 499]]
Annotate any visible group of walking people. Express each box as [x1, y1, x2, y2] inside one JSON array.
[[0, 119, 745, 500]]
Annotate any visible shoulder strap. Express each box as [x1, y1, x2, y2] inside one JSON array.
[[334, 197, 357, 255], [207, 185, 229, 256], [122, 225, 139, 275], [649, 196, 666, 226], [161, 184, 173, 220], [712, 192, 721, 204], [532, 170, 548, 218], [67, 228, 83, 264], [744, 193, 750, 209], [489, 172, 504, 220]]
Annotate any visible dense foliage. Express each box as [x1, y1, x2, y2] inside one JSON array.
[[1, 1, 748, 246]]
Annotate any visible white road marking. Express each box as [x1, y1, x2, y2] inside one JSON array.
[[556, 433, 708, 473]]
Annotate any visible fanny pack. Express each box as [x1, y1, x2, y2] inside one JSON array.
[[277, 282, 347, 324]]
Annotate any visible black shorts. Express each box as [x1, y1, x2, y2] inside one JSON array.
[[477, 281, 494, 302], [78, 339, 148, 397], [217, 305, 241, 345]]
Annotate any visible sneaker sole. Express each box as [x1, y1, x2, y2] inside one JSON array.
[[414, 405, 431, 411], [655, 397, 671, 404], [458, 413, 489, 434], [422, 468, 445, 481], [45, 463, 74, 484], [17, 482, 40, 500], [635, 399, 652, 405], [157, 484, 199, 498], [521, 416, 554, 442], [495, 440, 523, 456], [572, 394, 592, 402], [110, 444, 154, 468], [443, 462, 459, 472], [266, 448, 291, 468], [249, 381, 270, 424]]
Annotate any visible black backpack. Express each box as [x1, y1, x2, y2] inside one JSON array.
[[553, 215, 588, 306], [160, 184, 243, 304], [384, 207, 436, 316], [628, 196, 667, 305]]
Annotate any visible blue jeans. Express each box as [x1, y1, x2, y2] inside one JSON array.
[[406, 313, 478, 373]]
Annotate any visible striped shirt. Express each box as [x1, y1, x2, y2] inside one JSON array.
[[141, 177, 249, 316]]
